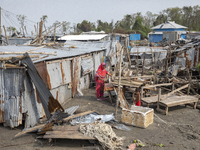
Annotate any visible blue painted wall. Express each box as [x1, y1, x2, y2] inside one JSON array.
[[149, 34, 163, 43], [116, 36, 120, 41], [154, 28, 185, 32], [129, 34, 141, 41]]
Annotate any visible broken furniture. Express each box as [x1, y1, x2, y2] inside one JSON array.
[[104, 83, 114, 103], [121, 105, 154, 128], [156, 94, 198, 115], [141, 83, 199, 115]]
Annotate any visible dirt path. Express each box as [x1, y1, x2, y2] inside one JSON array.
[[0, 87, 200, 150]]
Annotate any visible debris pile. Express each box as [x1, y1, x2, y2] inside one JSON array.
[[80, 121, 125, 150]]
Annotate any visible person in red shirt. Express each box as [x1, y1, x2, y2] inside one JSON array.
[[95, 63, 112, 100], [134, 88, 141, 106]]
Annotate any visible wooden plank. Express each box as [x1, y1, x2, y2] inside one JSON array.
[[130, 50, 166, 54], [62, 110, 95, 122], [143, 83, 172, 89], [15, 124, 45, 137], [43, 131, 95, 140], [160, 97, 198, 107], [52, 125, 79, 131], [160, 84, 189, 101]]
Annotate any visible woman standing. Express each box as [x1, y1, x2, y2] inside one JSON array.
[[95, 63, 112, 100]]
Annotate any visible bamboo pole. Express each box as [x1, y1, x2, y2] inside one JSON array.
[[115, 47, 124, 119], [3, 25, 9, 45], [0, 51, 57, 56], [136, 47, 139, 75], [0, 55, 39, 61], [54, 24, 56, 43], [24, 45, 46, 52], [24, 26, 28, 35], [31, 21, 66, 44], [34, 25, 38, 37], [38, 20, 43, 44]]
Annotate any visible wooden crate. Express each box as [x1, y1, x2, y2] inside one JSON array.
[[121, 105, 154, 128]]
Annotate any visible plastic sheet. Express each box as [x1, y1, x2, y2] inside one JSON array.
[[71, 113, 115, 125], [113, 123, 131, 131]]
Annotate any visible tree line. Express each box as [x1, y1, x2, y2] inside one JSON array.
[[6, 5, 200, 39]]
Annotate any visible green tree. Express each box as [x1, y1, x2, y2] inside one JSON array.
[[77, 20, 95, 32], [164, 7, 182, 24], [7, 26, 16, 35]]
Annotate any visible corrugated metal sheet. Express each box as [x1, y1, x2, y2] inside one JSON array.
[[61, 60, 71, 84], [0, 45, 106, 64], [79, 74, 90, 91], [93, 53, 101, 73], [22, 73, 43, 128], [72, 57, 81, 97], [3, 68, 24, 127], [64, 105, 79, 115], [46, 61, 63, 89], [81, 57, 94, 75], [22, 54, 64, 119], [35, 62, 48, 87], [59, 34, 108, 41], [50, 84, 72, 104]]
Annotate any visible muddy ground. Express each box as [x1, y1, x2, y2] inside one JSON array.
[[0, 87, 200, 150]]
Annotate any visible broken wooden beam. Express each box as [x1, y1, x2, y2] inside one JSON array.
[[160, 84, 189, 101]]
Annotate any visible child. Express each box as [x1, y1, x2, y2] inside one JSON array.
[[134, 88, 141, 106]]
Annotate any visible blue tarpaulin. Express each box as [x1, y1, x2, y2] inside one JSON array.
[[130, 34, 141, 41]]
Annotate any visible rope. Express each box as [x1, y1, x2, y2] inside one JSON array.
[[80, 122, 124, 150]]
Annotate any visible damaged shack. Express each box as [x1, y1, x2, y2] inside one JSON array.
[[0, 40, 121, 128]]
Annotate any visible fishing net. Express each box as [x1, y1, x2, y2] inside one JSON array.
[[79, 121, 125, 150]]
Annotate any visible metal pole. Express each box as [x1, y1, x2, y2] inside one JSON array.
[[115, 47, 124, 119]]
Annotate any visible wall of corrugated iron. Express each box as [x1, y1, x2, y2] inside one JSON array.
[[93, 53, 101, 73], [175, 46, 200, 69], [79, 74, 90, 91], [72, 57, 81, 97], [81, 57, 94, 75], [0, 49, 105, 128], [0, 67, 44, 128]]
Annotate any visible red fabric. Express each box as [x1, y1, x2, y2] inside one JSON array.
[[96, 80, 104, 98], [96, 63, 107, 79], [135, 100, 141, 106], [95, 63, 107, 98]]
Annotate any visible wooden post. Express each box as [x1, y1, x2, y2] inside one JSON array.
[[165, 50, 169, 80], [20, 28, 22, 35], [115, 47, 124, 119], [142, 56, 145, 76], [3, 25, 9, 45], [24, 26, 28, 35], [157, 88, 161, 110], [54, 24, 56, 43], [141, 87, 144, 98], [126, 48, 131, 68], [172, 83, 174, 91], [136, 47, 139, 76], [38, 20, 43, 44], [34, 25, 38, 37]]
